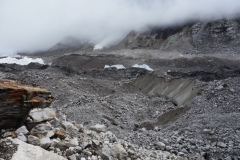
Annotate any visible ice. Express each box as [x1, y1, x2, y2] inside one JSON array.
[[132, 64, 153, 71], [0, 56, 44, 65], [94, 44, 104, 50], [104, 64, 126, 70]]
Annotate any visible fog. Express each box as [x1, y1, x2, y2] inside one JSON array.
[[0, 0, 240, 53]]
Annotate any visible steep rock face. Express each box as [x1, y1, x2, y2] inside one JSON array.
[[132, 74, 199, 105], [0, 80, 53, 129]]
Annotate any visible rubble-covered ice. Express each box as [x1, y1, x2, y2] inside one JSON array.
[[132, 64, 153, 71], [0, 56, 44, 65], [104, 64, 126, 69]]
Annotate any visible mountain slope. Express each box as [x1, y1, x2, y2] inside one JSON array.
[[115, 18, 240, 54]]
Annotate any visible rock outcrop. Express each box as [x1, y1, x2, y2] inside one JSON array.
[[0, 79, 53, 129]]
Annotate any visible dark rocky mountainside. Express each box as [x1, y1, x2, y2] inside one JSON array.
[[115, 18, 240, 54]]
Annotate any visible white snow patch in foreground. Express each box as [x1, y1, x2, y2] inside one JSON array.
[[104, 64, 126, 70], [0, 56, 44, 65], [132, 64, 154, 71]]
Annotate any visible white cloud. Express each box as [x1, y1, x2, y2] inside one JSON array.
[[0, 0, 240, 54]]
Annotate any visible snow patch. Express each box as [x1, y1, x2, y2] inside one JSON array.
[[0, 56, 44, 65], [104, 64, 126, 70], [93, 37, 115, 50], [132, 64, 153, 71], [94, 44, 104, 50]]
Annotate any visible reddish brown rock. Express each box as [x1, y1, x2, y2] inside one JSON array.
[[54, 130, 67, 139], [0, 79, 53, 129]]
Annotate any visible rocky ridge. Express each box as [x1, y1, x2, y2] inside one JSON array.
[[115, 18, 240, 54]]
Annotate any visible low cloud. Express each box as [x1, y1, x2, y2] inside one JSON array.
[[0, 0, 240, 53]]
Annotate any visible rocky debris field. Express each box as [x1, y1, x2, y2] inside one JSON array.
[[1, 107, 183, 160], [0, 50, 240, 159]]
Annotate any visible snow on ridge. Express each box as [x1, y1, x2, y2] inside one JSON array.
[[132, 64, 153, 71], [94, 44, 104, 50], [104, 64, 126, 70], [0, 56, 44, 65]]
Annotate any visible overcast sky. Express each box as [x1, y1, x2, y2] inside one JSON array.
[[0, 0, 240, 53]]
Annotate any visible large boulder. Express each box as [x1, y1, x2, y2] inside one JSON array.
[[29, 108, 56, 122], [0, 79, 53, 129], [9, 138, 66, 160]]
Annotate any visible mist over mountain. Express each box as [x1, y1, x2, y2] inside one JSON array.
[[0, 0, 240, 54]]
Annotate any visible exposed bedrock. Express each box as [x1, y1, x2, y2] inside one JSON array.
[[132, 74, 199, 106], [0, 80, 53, 129]]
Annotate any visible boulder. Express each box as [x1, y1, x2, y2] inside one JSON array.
[[156, 142, 166, 150], [29, 108, 56, 122], [28, 135, 40, 145], [0, 80, 53, 129], [40, 137, 52, 149], [217, 142, 227, 148], [17, 133, 27, 142], [101, 143, 128, 159], [30, 123, 53, 137], [90, 124, 107, 133], [16, 126, 29, 135], [9, 138, 66, 160], [2, 131, 13, 138], [65, 137, 79, 147]]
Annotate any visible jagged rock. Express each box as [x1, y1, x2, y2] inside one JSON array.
[[101, 143, 128, 159], [0, 79, 53, 129], [28, 135, 40, 145], [29, 108, 56, 122], [90, 124, 107, 133], [2, 131, 13, 138], [65, 148, 75, 156], [156, 142, 166, 150], [52, 139, 67, 150], [17, 133, 27, 142], [49, 119, 61, 128], [203, 129, 212, 134], [54, 130, 67, 139], [62, 121, 79, 131], [75, 146, 82, 152], [217, 142, 227, 148], [40, 137, 52, 149], [46, 130, 55, 138], [65, 137, 79, 147], [68, 154, 77, 160], [178, 152, 184, 156], [16, 126, 29, 135], [30, 123, 53, 137], [9, 138, 67, 160]]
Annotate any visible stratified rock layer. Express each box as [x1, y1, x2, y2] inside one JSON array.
[[0, 79, 53, 129]]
